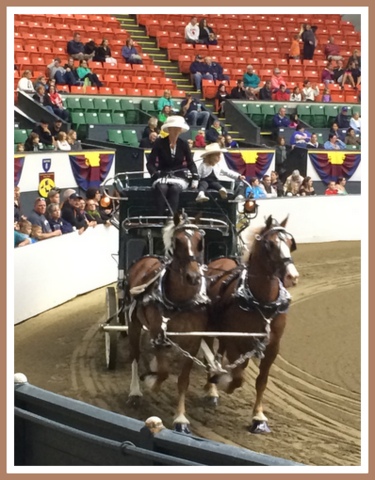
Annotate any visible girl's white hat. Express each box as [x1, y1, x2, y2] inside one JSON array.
[[201, 142, 227, 157], [161, 115, 190, 133]]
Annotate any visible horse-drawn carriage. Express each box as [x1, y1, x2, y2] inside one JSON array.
[[99, 171, 299, 434]]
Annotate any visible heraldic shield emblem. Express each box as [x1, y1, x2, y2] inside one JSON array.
[[42, 158, 51, 173]]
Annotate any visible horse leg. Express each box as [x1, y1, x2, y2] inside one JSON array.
[[127, 312, 143, 407], [201, 337, 220, 407], [173, 357, 194, 434], [143, 348, 169, 393]]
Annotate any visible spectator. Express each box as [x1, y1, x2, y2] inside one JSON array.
[[270, 67, 287, 93], [32, 119, 55, 149], [67, 32, 95, 61], [274, 135, 288, 179], [76, 59, 103, 88], [245, 87, 258, 101], [301, 79, 320, 102], [33, 75, 48, 92], [14, 186, 24, 222], [121, 38, 143, 64], [225, 134, 239, 148], [195, 142, 245, 203], [245, 177, 267, 199], [204, 56, 229, 84], [272, 107, 291, 128], [306, 133, 323, 149], [216, 135, 226, 149], [185, 16, 201, 44], [231, 79, 247, 100], [346, 49, 361, 70], [139, 131, 158, 149], [349, 111, 361, 134], [199, 18, 215, 44], [47, 203, 74, 234], [300, 23, 316, 60], [180, 93, 210, 129], [85, 199, 111, 226], [242, 64, 261, 92], [260, 174, 277, 198], [17, 70, 35, 94], [47, 58, 76, 86], [333, 60, 346, 86], [321, 61, 335, 85], [270, 170, 284, 197], [345, 127, 361, 147], [194, 129, 206, 148], [258, 80, 272, 101], [24, 132, 41, 152], [299, 176, 316, 196], [157, 89, 177, 114], [86, 187, 114, 223], [335, 106, 351, 129], [189, 54, 210, 92], [46, 188, 60, 206], [324, 133, 346, 150], [187, 139, 194, 150], [47, 85, 70, 121], [56, 131, 71, 151], [290, 86, 302, 102], [27, 197, 62, 239], [324, 37, 343, 62], [158, 105, 172, 125], [16, 143, 25, 152], [335, 176, 348, 195], [30, 225, 43, 242], [283, 170, 304, 196], [63, 57, 83, 86], [207, 32, 218, 46], [49, 119, 64, 140], [61, 193, 89, 234], [289, 34, 301, 60], [14, 229, 32, 247], [289, 113, 299, 128], [205, 119, 228, 144], [18, 219, 37, 244], [325, 180, 338, 195], [274, 84, 290, 101], [83, 40, 97, 58], [67, 129, 82, 150], [32, 85, 55, 115], [341, 60, 361, 88], [216, 83, 230, 116], [322, 87, 332, 103], [142, 116, 160, 138], [290, 124, 311, 147], [94, 38, 117, 65]]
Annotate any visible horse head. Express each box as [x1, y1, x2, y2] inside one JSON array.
[[252, 215, 299, 287], [162, 212, 205, 286]]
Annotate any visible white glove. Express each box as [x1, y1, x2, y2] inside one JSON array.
[[191, 180, 198, 189]]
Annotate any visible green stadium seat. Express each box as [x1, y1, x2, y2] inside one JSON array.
[[80, 97, 96, 112], [235, 103, 249, 116], [324, 105, 339, 126], [106, 98, 123, 112], [93, 98, 109, 112], [107, 129, 124, 143], [122, 129, 139, 147], [111, 112, 127, 125], [309, 105, 327, 128], [120, 99, 138, 123], [14, 129, 28, 144], [65, 97, 82, 112], [352, 105, 361, 116], [259, 104, 276, 129], [98, 112, 113, 124], [85, 112, 99, 124], [247, 103, 263, 127], [296, 104, 312, 125], [140, 99, 158, 116], [71, 112, 86, 128]]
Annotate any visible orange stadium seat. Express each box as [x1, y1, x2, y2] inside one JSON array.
[[118, 75, 133, 88], [126, 88, 142, 96]]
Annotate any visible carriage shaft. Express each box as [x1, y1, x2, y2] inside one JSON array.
[[100, 325, 266, 337]]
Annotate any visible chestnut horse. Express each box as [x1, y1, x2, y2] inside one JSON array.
[[126, 213, 209, 433], [205, 215, 299, 433]]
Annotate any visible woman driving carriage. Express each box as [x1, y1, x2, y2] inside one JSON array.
[[146, 115, 199, 216]]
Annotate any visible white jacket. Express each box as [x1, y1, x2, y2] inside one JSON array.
[[185, 23, 200, 41], [198, 162, 240, 181]]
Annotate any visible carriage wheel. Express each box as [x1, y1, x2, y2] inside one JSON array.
[[105, 286, 118, 370]]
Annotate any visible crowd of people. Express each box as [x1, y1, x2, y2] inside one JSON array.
[[14, 186, 117, 248]]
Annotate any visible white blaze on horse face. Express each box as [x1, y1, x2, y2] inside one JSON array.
[[279, 237, 299, 287], [185, 229, 195, 258]]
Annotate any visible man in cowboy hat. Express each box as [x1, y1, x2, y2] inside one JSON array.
[[146, 116, 199, 216], [196, 142, 246, 203]]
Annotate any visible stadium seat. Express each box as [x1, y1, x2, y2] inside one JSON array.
[[98, 112, 113, 124], [85, 112, 100, 125], [65, 97, 82, 112], [80, 97, 96, 112], [324, 105, 339, 125], [14, 129, 28, 144], [120, 99, 138, 123], [260, 103, 276, 129], [296, 104, 312, 125], [122, 129, 139, 147], [71, 112, 86, 130], [93, 98, 109, 111], [140, 99, 158, 116], [309, 105, 327, 128], [247, 103, 263, 127], [111, 112, 127, 125]]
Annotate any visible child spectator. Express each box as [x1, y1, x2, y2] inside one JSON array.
[[321, 87, 331, 103], [225, 135, 239, 148], [196, 143, 245, 202], [194, 130, 206, 148], [289, 34, 301, 60], [325, 181, 338, 195], [18, 219, 38, 244], [30, 224, 43, 242], [56, 131, 71, 151], [290, 86, 302, 102], [289, 113, 299, 128], [24, 132, 41, 152], [16, 143, 25, 152], [283, 170, 304, 196], [274, 84, 290, 101], [245, 177, 267, 199]]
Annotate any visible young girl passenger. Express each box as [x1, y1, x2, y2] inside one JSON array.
[[196, 142, 246, 202]]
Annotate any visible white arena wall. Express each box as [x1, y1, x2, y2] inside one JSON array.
[[14, 195, 362, 325]]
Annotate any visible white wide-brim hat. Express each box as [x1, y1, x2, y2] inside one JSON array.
[[161, 115, 190, 133], [201, 142, 228, 157]]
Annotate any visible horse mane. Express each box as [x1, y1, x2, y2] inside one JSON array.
[[241, 224, 265, 263], [162, 220, 175, 255]]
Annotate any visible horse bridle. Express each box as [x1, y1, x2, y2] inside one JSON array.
[[172, 224, 205, 265], [255, 226, 297, 270]]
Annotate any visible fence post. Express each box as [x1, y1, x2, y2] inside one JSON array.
[[138, 416, 165, 454]]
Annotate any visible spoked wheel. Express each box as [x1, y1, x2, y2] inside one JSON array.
[[105, 286, 118, 370]]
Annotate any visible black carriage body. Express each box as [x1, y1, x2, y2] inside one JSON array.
[[118, 176, 239, 271]]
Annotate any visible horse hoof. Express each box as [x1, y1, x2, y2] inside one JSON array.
[[174, 423, 191, 434], [127, 395, 142, 408], [248, 420, 271, 434], [205, 396, 219, 407], [209, 374, 219, 384]]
